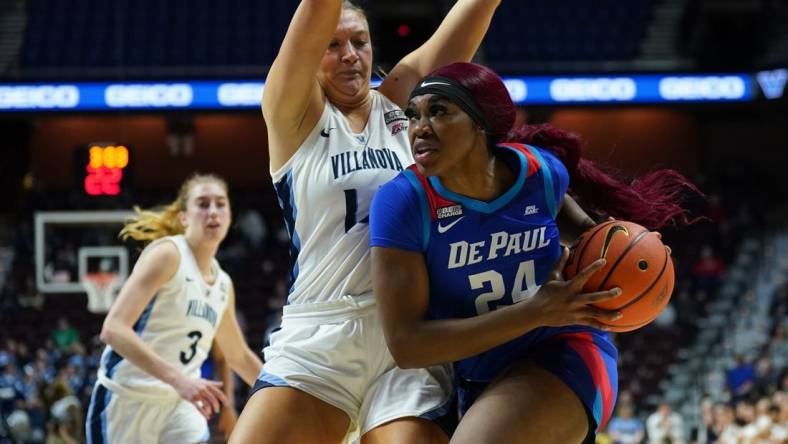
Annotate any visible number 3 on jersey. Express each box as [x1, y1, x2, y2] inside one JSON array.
[[180, 330, 203, 364], [470, 260, 539, 314]]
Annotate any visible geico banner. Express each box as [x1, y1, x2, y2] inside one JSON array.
[[105, 84, 193, 108], [0, 85, 80, 109], [658, 76, 747, 101], [550, 78, 637, 102], [0, 74, 756, 111]]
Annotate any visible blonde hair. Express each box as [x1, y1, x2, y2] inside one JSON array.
[[120, 173, 229, 243]]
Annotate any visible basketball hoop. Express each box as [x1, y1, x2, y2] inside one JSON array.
[[81, 271, 122, 313]]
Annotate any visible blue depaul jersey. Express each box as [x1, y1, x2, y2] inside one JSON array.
[[370, 143, 605, 383]]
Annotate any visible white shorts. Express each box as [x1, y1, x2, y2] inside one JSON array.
[[255, 294, 454, 443], [86, 383, 210, 444]]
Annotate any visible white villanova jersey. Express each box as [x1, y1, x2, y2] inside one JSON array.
[[271, 90, 413, 304], [98, 235, 231, 399]]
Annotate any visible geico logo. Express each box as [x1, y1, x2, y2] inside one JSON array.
[[105, 84, 193, 107], [218, 83, 264, 106], [659, 76, 745, 100], [550, 78, 636, 102], [0, 85, 79, 109], [503, 79, 528, 102]]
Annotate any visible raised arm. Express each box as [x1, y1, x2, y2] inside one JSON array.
[[213, 282, 263, 386], [263, 0, 343, 171], [372, 246, 621, 369], [99, 241, 228, 417], [378, 0, 502, 107]]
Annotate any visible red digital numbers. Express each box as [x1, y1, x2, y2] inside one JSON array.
[[84, 145, 129, 196]]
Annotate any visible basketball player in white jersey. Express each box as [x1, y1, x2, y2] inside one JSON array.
[[230, 1, 502, 443], [86, 174, 263, 444]]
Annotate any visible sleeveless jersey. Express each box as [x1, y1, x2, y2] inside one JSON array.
[[370, 143, 605, 383], [271, 90, 413, 304], [97, 235, 231, 399]]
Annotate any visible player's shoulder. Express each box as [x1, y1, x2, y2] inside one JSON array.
[[378, 169, 418, 198], [133, 237, 181, 281], [141, 237, 180, 263], [500, 143, 565, 170], [530, 145, 566, 171]]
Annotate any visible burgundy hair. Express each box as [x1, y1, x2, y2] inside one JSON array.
[[429, 62, 700, 229]]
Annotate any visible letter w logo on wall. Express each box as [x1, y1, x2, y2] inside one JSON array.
[[756, 69, 788, 100]]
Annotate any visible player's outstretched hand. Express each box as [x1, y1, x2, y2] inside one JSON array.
[[173, 376, 229, 419], [528, 247, 622, 330]]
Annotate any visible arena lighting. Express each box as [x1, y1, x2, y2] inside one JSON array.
[[0, 73, 759, 111]]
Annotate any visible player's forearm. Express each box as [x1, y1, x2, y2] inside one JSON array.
[[214, 353, 234, 400], [230, 348, 263, 386], [386, 302, 540, 369], [557, 194, 597, 242], [100, 324, 183, 387], [422, 0, 501, 66]]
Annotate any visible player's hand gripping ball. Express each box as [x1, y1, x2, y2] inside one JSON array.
[[564, 220, 675, 332]]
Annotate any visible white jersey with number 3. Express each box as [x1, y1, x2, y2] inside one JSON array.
[[271, 90, 413, 305], [97, 234, 231, 399]]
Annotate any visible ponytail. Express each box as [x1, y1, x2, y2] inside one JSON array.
[[506, 124, 700, 229], [119, 203, 184, 242]]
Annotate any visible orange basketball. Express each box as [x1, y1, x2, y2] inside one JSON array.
[[564, 220, 675, 332]]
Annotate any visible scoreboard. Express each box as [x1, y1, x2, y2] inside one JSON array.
[[74, 144, 132, 197]]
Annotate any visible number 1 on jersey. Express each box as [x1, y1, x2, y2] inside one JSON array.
[[470, 260, 539, 315], [344, 189, 369, 232]]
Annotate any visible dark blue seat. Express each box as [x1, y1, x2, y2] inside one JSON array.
[[20, 0, 300, 75], [482, 0, 654, 64]]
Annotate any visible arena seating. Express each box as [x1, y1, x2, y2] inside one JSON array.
[[21, 0, 299, 75], [19, 0, 659, 77], [482, 0, 654, 66]]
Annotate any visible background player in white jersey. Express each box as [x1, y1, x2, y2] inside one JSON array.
[[86, 174, 263, 444], [230, 1, 502, 443]]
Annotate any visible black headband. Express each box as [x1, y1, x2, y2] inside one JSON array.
[[409, 76, 490, 131]]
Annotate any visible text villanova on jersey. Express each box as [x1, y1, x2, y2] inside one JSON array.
[[186, 299, 219, 328], [330, 146, 406, 179]]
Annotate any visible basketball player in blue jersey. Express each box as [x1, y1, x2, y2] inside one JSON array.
[[231, 1, 504, 443], [86, 174, 262, 444], [370, 62, 699, 443]]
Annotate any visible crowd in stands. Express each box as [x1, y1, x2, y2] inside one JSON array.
[[597, 171, 788, 442], [0, 317, 98, 443]]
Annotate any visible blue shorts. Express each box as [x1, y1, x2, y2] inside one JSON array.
[[457, 331, 618, 437]]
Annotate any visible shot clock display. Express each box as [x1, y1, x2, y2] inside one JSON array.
[[74, 144, 132, 197]]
